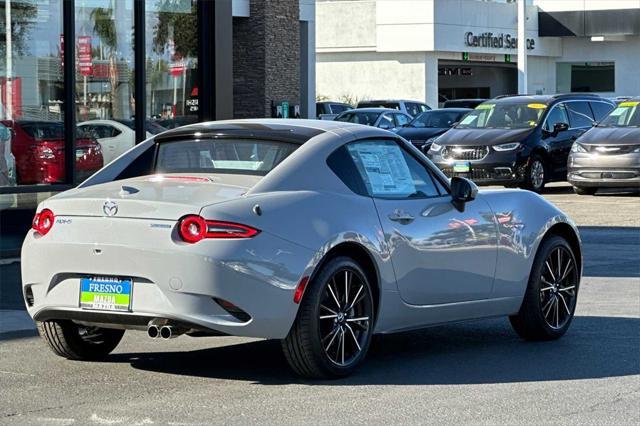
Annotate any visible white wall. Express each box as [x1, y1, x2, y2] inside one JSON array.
[[316, 52, 427, 102]]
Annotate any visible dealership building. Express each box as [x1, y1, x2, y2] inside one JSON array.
[[316, 0, 640, 108], [0, 0, 315, 255]]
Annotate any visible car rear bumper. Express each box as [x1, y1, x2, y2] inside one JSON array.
[[21, 217, 315, 339]]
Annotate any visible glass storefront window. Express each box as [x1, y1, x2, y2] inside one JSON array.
[[146, 0, 198, 130], [556, 62, 615, 94], [1, 0, 64, 189], [75, 0, 135, 171]]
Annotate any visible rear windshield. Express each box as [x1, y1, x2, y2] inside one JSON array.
[[156, 139, 298, 176], [335, 111, 381, 126], [598, 101, 640, 127], [21, 122, 64, 139]]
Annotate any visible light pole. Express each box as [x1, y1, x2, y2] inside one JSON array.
[[517, 0, 527, 94]]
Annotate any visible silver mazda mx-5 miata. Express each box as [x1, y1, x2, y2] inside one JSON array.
[[22, 119, 582, 378]]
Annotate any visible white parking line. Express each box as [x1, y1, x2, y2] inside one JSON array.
[[0, 309, 35, 334]]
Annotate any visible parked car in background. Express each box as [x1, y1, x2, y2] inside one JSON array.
[[394, 108, 472, 151], [78, 119, 167, 165], [427, 94, 615, 192], [155, 115, 199, 129], [316, 101, 352, 120], [443, 99, 488, 109], [0, 122, 16, 187], [1, 120, 103, 185], [357, 100, 431, 117], [334, 108, 413, 130], [568, 98, 640, 195]]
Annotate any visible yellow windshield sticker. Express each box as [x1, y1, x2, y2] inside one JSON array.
[[475, 104, 495, 110], [527, 103, 547, 109], [619, 101, 639, 107]]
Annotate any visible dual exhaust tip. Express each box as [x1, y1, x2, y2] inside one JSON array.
[[147, 324, 181, 339]]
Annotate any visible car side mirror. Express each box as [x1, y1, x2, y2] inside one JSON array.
[[421, 144, 430, 155], [553, 122, 569, 134], [450, 177, 478, 211]]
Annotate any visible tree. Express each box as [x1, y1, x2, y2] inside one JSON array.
[[0, 2, 37, 58], [151, 0, 197, 59], [90, 7, 122, 118]]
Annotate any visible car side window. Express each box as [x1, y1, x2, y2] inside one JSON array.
[[345, 139, 441, 199], [405, 103, 419, 117], [543, 104, 569, 132], [378, 114, 394, 129], [566, 101, 595, 128], [590, 102, 615, 122], [394, 113, 410, 127]]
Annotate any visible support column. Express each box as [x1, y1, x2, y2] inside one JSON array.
[[517, 0, 528, 94], [214, 0, 233, 119], [424, 52, 438, 110]]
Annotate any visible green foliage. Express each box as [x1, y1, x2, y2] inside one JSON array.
[[152, 0, 197, 59], [90, 8, 117, 51], [0, 2, 38, 58]]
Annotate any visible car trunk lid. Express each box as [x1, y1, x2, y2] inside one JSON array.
[[44, 174, 262, 220]]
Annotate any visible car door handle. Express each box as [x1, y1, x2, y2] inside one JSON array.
[[388, 211, 415, 223]]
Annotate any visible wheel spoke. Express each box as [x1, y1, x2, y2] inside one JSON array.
[[542, 297, 554, 317], [319, 314, 338, 320], [345, 323, 361, 352], [320, 304, 338, 315], [558, 293, 571, 316], [560, 260, 574, 282], [327, 280, 341, 309], [545, 260, 557, 282], [344, 270, 350, 307], [324, 326, 340, 351], [559, 285, 575, 292], [556, 249, 563, 280], [555, 297, 560, 328], [341, 327, 346, 365], [347, 285, 364, 311], [540, 286, 554, 292], [346, 316, 369, 323]]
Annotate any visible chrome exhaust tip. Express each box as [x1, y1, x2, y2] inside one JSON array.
[[160, 325, 173, 339], [147, 324, 160, 339]]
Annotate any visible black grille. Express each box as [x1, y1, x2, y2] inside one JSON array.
[[442, 146, 489, 161], [441, 167, 494, 181], [25, 286, 34, 307], [585, 145, 638, 155]]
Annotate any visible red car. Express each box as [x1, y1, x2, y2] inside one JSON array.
[[1, 120, 103, 185]]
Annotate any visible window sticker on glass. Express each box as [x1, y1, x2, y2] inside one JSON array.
[[347, 142, 416, 196], [609, 108, 626, 116], [619, 101, 639, 107], [527, 103, 547, 109], [475, 104, 495, 110], [460, 115, 477, 125]]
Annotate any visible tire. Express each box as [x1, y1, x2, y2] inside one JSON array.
[[282, 256, 375, 379], [573, 186, 597, 196], [509, 235, 580, 341], [520, 155, 546, 193], [37, 320, 125, 360]]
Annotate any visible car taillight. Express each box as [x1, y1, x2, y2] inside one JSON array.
[[32, 209, 55, 236], [178, 215, 260, 243]]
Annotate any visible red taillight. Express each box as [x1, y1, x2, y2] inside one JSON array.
[[32, 209, 55, 236], [178, 215, 260, 243]]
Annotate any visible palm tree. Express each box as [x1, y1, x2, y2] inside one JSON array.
[[90, 7, 121, 118]]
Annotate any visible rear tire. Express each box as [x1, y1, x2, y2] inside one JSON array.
[[520, 155, 546, 193], [573, 186, 597, 196], [510, 235, 580, 341], [37, 320, 124, 360], [282, 257, 374, 379]]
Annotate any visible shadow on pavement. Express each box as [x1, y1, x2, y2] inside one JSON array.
[[111, 315, 639, 385]]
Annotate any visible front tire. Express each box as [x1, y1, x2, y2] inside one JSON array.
[[573, 186, 597, 196], [509, 235, 580, 341], [37, 320, 125, 360], [282, 257, 375, 379], [520, 155, 546, 193]]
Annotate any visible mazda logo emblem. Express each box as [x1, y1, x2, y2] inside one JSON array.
[[103, 200, 118, 217]]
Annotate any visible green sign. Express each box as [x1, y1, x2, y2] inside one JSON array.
[[282, 101, 289, 119], [504, 54, 512, 63], [462, 52, 469, 61]]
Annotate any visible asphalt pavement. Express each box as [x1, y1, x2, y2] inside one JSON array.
[[0, 182, 638, 424]]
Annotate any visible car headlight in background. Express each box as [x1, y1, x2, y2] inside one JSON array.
[[571, 143, 588, 153], [429, 141, 442, 152], [493, 142, 521, 151]]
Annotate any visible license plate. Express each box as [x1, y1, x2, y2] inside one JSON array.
[[80, 277, 132, 311], [453, 161, 471, 173]]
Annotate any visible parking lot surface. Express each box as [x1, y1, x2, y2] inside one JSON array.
[[1, 183, 638, 425]]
